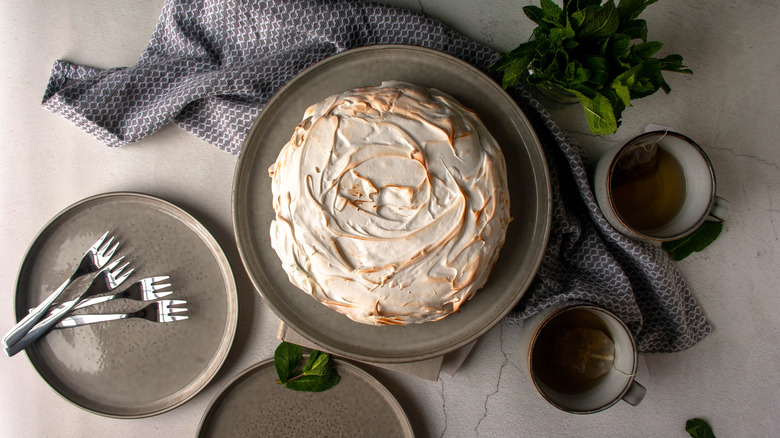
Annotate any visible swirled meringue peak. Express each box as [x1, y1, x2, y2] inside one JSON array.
[[268, 81, 511, 325]]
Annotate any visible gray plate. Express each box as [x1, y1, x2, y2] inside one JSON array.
[[14, 192, 238, 418], [197, 358, 413, 437], [233, 45, 551, 363]]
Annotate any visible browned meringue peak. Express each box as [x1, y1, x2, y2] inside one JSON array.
[[268, 81, 511, 325]]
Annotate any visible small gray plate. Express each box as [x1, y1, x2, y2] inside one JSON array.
[[14, 192, 238, 418], [197, 358, 413, 437], [233, 45, 551, 363]]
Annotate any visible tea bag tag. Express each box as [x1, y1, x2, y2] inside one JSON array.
[[616, 139, 657, 171], [644, 123, 674, 133], [614, 123, 675, 173]]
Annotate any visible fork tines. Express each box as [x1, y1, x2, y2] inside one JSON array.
[[159, 300, 188, 322]]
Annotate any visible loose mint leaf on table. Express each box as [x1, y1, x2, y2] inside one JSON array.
[[274, 341, 341, 392], [662, 221, 723, 261], [686, 418, 716, 438]]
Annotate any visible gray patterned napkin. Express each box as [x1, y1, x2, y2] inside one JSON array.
[[42, 0, 710, 353]]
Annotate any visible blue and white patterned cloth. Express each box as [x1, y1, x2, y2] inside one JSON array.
[[42, 0, 711, 353]]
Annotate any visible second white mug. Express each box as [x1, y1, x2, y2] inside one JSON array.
[[518, 304, 646, 414], [592, 130, 729, 241]]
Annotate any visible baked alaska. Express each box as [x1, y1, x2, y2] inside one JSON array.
[[268, 81, 511, 325]]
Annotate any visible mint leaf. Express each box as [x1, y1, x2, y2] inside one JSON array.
[[570, 89, 618, 134], [540, 0, 564, 26], [662, 222, 724, 261], [495, 56, 529, 89], [571, 5, 598, 30], [582, 56, 608, 85], [565, 0, 602, 13], [621, 18, 648, 41], [550, 26, 576, 46], [564, 61, 587, 84], [659, 53, 693, 74], [490, 42, 538, 88], [630, 40, 663, 60], [686, 418, 716, 438], [274, 341, 302, 383], [617, 0, 660, 22], [523, 5, 546, 25], [611, 82, 631, 106], [579, 1, 619, 38], [284, 372, 341, 393], [303, 350, 333, 376], [605, 33, 631, 61], [613, 60, 660, 98]]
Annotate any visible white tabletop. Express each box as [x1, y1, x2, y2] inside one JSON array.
[[1, 1, 778, 436]]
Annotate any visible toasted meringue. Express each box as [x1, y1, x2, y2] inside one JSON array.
[[268, 81, 510, 325]]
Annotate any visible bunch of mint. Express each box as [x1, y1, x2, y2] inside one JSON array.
[[489, 0, 691, 135]]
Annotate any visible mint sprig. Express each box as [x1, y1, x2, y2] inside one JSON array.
[[274, 342, 340, 392], [489, 0, 692, 135]]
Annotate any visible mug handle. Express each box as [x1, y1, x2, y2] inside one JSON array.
[[707, 195, 730, 223], [621, 380, 647, 406]]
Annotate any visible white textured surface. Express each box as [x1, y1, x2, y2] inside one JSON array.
[[1, 1, 778, 437]]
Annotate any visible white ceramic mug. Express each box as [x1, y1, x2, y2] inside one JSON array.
[[593, 130, 729, 241], [518, 304, 646, 414]]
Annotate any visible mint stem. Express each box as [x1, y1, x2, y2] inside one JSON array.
[[284, 372, 306, 383]]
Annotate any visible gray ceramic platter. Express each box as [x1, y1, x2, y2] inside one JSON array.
[[233, 45, 551, 363], [14, 192, 238, 418], [197, 358, 413, 437]]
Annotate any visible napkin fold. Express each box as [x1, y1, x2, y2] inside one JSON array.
[[42, 0, 711, 353]]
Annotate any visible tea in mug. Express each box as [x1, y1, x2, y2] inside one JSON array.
[[610, 144, 686, 232], [531, 308, 615, 394]]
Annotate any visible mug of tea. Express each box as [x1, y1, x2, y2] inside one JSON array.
[[593, 130, 729, 241], [518, 304, 646, 414]]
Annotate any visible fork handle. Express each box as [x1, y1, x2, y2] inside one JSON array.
[[4, 295, 81, 357], [54, 313, 131, 329], [46, 293, 119, 316], [2, 275, 75, 348]]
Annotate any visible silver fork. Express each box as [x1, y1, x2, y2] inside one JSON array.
[[45, 276, 173, 314], [3, 231, 118, 348], [54, 300, 188, 328], [5, 258, 133, 357]]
